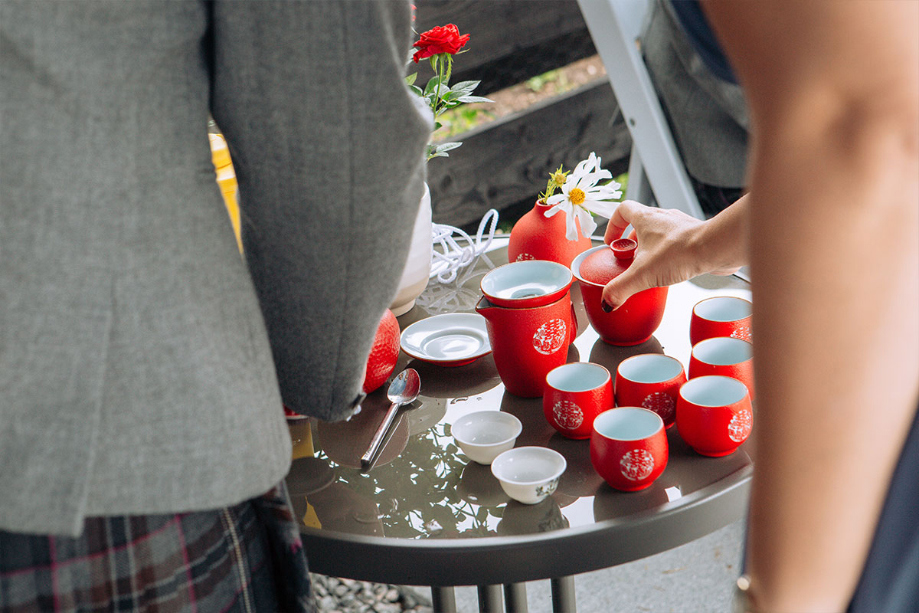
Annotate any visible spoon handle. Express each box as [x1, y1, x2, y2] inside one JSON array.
[[360, 401, 400, 469]]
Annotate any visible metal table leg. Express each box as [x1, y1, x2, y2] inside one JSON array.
[[478, 584, 503, 612], [550, 576, 576, 613], [504, 583, 528, 613], [432, 586, 457, 613]]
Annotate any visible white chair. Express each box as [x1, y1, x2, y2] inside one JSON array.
[[577, 0, 705, 219]]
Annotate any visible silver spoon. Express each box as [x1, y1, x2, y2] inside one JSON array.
[[360, 368, 421, 470]]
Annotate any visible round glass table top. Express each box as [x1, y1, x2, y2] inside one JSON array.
[[285, 239, 753, 584]]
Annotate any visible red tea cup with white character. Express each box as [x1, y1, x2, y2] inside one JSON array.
[[677, 375, 753, 457], [590, 407, 668, 491], [689, 336, 755, 399], [689, 296, 752, 346], [615, 354, 686, 428], [543, 362, 613, 439]]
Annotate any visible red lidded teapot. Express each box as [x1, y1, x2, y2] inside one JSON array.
[[571, 238, 667, 346]]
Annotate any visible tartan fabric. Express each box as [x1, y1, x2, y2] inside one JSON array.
[[0, 483, 311, 613]]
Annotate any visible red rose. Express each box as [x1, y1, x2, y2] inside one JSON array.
[[412, 24, 470, 63]]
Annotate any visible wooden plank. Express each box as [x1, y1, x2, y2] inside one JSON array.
[[426, 79, 632, 229], [413, 0, 596, 94]]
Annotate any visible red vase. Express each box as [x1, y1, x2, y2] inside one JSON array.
[[508, 200, 593, 267], [573, 238, 668, 346]]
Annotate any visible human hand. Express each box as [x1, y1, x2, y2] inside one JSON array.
[[600, 200, 741, 310]]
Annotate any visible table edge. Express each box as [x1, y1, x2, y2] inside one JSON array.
[[299, 463, 751, 586]]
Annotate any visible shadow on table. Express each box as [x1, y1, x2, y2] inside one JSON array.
[[588, 335, 664, 381], [405, 355, 501, 398]]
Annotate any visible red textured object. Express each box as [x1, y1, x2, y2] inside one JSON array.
[[282, 405, 307, 420], [615, 354, 687, 429], [508, 200, 592, 267], [543, 362, 613, 439], [689, 296, 753, 346], [677, 375, 753, 457], [572, 240, 668, 346], [688, 336, 755, 400], [363, 309, 401, 394], [590, 407, 668, 491]]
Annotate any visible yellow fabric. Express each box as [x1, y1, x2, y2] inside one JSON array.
[[289, 421, 316, 460], [208, 133, 242, 251]]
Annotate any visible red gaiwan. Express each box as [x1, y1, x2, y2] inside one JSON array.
[[571, 238, 668, 346]]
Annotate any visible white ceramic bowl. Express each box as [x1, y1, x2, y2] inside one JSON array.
[[480, 260, 573, 308], [491, 447, 567, 504], [452, 411, 523, 465]]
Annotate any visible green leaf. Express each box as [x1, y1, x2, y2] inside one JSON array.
[[424, 76, 442, 96], [404, 73, 417, 87], [457, 95, 492, 104], [410, 85, 423, 97], [435, 142, 462, 153], [450, 80, 480, 94]]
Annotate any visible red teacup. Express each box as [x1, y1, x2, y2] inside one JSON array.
[[689, 296, 752, 346], [544, 362, 613, 439], [590, 407, 668, 491], [676, 376, 753, 457], [615, 354, 686, 428], [689, 336, 755, 399]]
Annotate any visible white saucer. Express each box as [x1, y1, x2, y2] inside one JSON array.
[[400, 313, 492, 367]]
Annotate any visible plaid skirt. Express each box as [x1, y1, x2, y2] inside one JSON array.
[[0, 483, 312, 613]]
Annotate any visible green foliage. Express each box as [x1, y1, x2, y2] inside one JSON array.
[[427, 141, 462, 160], [526, 68, 561, 92], [614, 171, 629, 195], [434, 106, 496, 140], [406, 51, 493, 161]]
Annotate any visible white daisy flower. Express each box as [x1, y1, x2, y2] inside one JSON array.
[[544, 152, 622, 241]]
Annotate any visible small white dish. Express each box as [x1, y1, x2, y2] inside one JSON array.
[[480, 260, 573, 308], [400, 313, 491, 367], [452, 411, 523, 465], [491, 447, 567, 505]]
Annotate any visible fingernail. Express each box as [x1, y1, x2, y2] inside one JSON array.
[[601, 300, 613, 313]]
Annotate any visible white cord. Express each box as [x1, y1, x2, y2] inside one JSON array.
[[429, 209, 499, 283]]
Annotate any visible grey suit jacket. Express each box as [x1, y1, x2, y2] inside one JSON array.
[[0, 0, 429, 536]]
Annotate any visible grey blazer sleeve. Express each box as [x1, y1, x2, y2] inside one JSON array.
[[209, 1, 430, 421]]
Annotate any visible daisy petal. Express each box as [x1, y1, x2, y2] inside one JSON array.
[[589, 185, 622, 201], [592, 168, 613, 182], [564, 209, 580, 241], [582, 199, 618, 219], [575, 206, 597, 238], [544, 201, 570, 219]]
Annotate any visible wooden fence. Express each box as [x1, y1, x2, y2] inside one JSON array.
[[414, 0, 632, 229]]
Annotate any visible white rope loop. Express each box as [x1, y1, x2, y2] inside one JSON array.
[[430, 209, 499, 283]]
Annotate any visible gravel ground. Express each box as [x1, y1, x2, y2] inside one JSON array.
[[310, 574, 432, 613]]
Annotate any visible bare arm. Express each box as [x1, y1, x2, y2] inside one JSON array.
[[600, 195, 749, 309], [701, 1, 919, 610]]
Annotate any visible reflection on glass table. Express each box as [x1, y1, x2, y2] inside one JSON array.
[[286, 239, 754, 610]]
